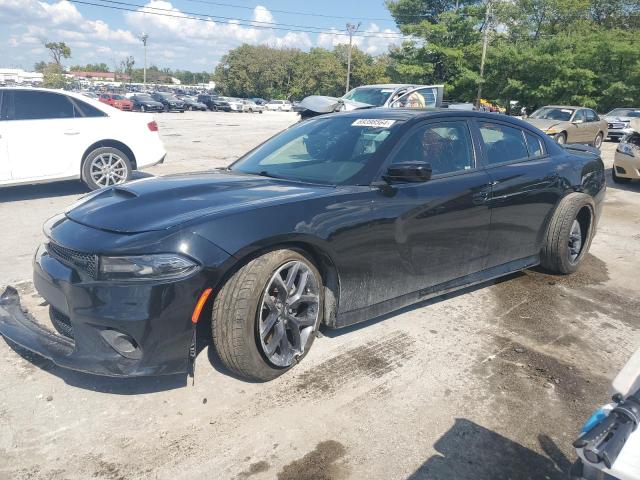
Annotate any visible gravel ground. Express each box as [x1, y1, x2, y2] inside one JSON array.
[[0, 111, 638, 480]]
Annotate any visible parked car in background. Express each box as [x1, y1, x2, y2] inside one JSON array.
[[250, 97, 268, 105], [81, 91, 98, 99], [197, 94, 231, 112], [0, 87, 165, 190], [150, 92, 185, 112], [612, 119, 640, 183], [265, 99, 292, 111], [0, 109, 605, 381], [179, 96, 207, 111], [242, 100, 264, 113], [603, 108, 640, 141], [296, 84, 445, 119], [524, 106, 608, 147], [130, 94, 164, 113], [223, 97, 244, 112], [98, 93, 133, 112]]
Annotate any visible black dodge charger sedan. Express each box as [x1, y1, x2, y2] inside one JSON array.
[[0, 109, 606, 381]]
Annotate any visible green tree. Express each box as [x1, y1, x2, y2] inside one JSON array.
[[44, 41, 71, 66]]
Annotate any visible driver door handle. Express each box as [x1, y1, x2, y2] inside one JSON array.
[[64, 130, 80, 136]]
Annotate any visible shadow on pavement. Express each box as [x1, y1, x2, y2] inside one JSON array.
[[407, 419, 571, 480], [0, 172, 154, 203]]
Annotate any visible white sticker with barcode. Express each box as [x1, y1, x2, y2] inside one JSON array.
[[351, 119, 396, 128]]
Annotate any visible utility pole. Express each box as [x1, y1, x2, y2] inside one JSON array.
[[476, 0, 492, 109], [141, 33, 149, 88], [345, 22, 361, 94]]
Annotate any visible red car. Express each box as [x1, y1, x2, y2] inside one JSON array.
[[98, 93, 133, 111]]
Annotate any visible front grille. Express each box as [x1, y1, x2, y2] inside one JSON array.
[[47, 242, 98, 279], [609, 122, 627, 129], [49, 307, 74, 340]]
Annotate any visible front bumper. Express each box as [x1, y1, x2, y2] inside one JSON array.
[[614, 151, 640, 179], [608, 128, 634, 140], [0, 244, 209, 377]]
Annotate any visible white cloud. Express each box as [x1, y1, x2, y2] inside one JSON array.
[[0, 0, 401, 71], [317, 23, 401, 55]]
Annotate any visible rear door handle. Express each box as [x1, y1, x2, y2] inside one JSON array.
[[472, 182, 496, 205], [64, 130, 80, 135]]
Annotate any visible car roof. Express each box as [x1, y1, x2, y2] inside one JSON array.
[[543, 105, 582, 109]]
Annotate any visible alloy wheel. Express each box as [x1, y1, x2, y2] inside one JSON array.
[[568, 219, 583, 263], [257, 260, 320, 367], [89, 153, 128, 187]]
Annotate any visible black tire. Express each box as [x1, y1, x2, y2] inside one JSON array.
[[188, 105, 193, 111], [554, 132, 567, 144], [163, 104, 169, 112], [540, 192, 595, 274], [212, 249, 324, 381], [593, 132, 603, 149], [81, 146, 133, 190], [259, 110, 263, 114], [612, 166, 631, 184]]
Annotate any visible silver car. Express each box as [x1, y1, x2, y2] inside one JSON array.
[[603, 108, 640, 141]]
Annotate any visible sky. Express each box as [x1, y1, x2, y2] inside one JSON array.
[[0, 0, 404, 72]]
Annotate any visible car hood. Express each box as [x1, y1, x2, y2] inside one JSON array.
[[604, 115, 634, 123], [65, 171, 335, 234], [523, 118, 566, 131], [297, 95, 371, 114]]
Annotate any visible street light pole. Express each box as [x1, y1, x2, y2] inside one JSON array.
[[476, 0, 492, 109], [345, 22, 361, 94], [141, 33, 149, 88]]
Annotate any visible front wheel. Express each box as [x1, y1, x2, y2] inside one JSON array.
[[212, 249, 323, 381], [81, 146, 133, 190], [554, 132, 567, 144], [540, 192, 595, 274], [140, 105, 146, 112]]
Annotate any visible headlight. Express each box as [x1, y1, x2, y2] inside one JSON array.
[[617, 143, 636, 157], [99, 254, 198, 281]]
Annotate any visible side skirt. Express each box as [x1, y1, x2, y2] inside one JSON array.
[[333, 255, 540, 328]]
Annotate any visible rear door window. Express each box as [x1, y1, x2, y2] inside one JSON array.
[[12, 91, 75, 120], [391, 121, 475, 175], [71, 98, 107, 118], [479, 123, 529, 165]]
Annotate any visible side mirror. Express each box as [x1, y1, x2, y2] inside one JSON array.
[[383, 161, 432, 183]]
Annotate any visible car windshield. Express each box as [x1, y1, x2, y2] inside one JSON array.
[[342, 87, 396, 106], [136, 95, 154, 101], [157, 92, 177, 100], [112, 94, 125, 100], [530, 107, 575, 121], [231, 116, 400, 185], [607, 108, 640, 117]]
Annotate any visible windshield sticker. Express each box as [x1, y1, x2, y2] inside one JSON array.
[[352, 119, 396, 128], [561, 109, 573, 114]]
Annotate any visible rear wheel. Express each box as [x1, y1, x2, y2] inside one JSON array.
[[540, 192, 594, 274], [140, 105, 146, 112], [212, 249, 323, 381], [82, 146, 133, 190], [594, 132, 603, 149]]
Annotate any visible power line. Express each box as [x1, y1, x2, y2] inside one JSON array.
[[70, 0, 410, 39], [182, 0, 401, 23]]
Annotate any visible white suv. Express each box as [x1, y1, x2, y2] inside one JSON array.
[[0, 88, 166, 190], [265, 100, 292, 111]]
